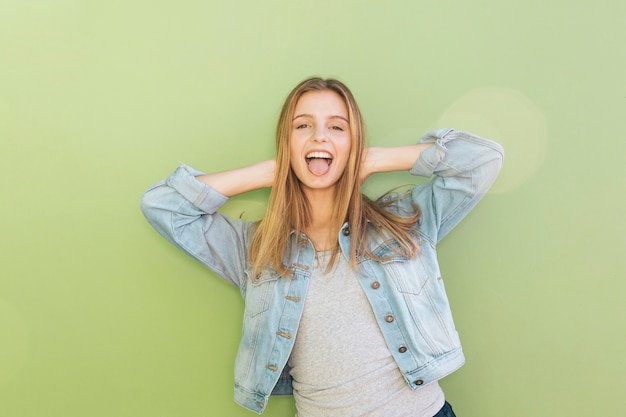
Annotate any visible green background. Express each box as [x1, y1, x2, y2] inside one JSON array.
[[1, 1, 624, 416]]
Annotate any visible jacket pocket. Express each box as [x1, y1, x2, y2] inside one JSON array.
[[243, 269, 279, 318], [381, 256, 432, 296]]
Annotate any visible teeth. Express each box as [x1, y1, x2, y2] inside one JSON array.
[[306, 151, 332, 159]]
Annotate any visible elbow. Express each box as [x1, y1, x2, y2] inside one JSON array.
[[493, 143, 505, 176], [482, 140, 505, 177], [493, 146, 504, 174], [478, 147, 505, 194], [139, 185, 170, 233], [494, 141, 505, 165], [139, 189, 157, 219]]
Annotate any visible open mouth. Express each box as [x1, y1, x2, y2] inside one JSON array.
[[305, 151, 333, 175]]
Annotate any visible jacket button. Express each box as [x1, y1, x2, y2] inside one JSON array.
[[371, 281, 380, 289], [415, 379, 424, 386], [342, 227, 350, 236], [385, 314, 394, 323], [398, 346, 407, 353]]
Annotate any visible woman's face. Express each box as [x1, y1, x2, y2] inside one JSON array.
[[289, 90, 352, 195]]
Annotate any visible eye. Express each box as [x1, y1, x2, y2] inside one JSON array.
[[295, 123, 309, 129], [330, 125, 345, 131]]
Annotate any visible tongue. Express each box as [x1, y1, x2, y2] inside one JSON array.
[[308, 158, 331, 176]]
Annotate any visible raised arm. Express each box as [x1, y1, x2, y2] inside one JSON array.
[[359, 143, 434, 183], [140, 160, 275, 289], [361, 128, 503, 245], [196, 159, 275, 197], [411, 128, 504, 244]]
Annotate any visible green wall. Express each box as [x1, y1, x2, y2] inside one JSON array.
[[1, 1, 624, 416]]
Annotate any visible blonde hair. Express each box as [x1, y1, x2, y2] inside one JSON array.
[[249, 77, 420, 279]]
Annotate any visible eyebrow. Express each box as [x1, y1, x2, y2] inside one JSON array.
[[292, 113, 349, 123]]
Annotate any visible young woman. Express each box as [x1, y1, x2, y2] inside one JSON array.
[[141, 77, 504, 416]]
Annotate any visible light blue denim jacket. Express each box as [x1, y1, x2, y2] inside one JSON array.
[[140, 128, 504, 414]]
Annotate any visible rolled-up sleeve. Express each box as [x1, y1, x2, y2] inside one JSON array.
[[410, 128, 504, 244], [163, 164, 229, 214], [140, 164, 252, 289]]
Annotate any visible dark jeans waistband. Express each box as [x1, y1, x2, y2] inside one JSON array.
[[433, 401, 456, 417]]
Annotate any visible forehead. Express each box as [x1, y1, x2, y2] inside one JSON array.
[[294, 90, 348, 117]]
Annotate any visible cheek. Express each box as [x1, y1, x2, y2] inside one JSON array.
[[288, 137, 299, 157], [338, 137, 352, 157], [289, 145, 305, 171]]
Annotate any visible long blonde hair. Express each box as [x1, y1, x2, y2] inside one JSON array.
[[249, 77, 420, 279]]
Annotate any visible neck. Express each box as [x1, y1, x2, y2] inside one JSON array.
[[305, 227, 336, 252], [303, 188, 338, 251]]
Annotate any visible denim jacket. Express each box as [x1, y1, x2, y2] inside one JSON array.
[[140, 128, 504, 414]]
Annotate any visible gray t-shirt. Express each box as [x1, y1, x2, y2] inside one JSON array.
[[288, 251, 445, 417]]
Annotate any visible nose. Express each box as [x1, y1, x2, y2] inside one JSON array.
[[313, 125, 329, 142]]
